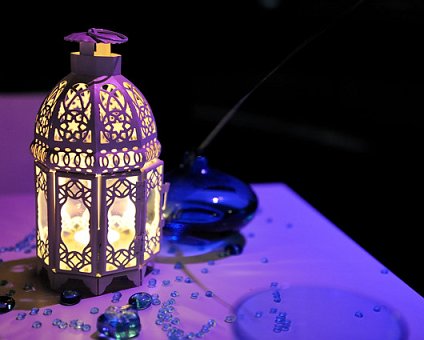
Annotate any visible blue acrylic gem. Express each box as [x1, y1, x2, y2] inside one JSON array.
[[30, 307, 39, 315], [32, 321, 42, 328], [128, 292, 153, 310], [82, 324, 91, 332], [97, 305, 141, 339], [0, 296, 15, 314], [59, 321, 68, 329], [43, 308, 52, 316], [60, 289, 81, 306], [224, 315, 236, 323], [90, 307, 100, 314], [16, 312, 26, 320]]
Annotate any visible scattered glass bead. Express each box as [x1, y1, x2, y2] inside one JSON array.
[[196, 332, 204, 338], [278, 312, 287, 317], [184, 277, 192, 284], [59, 321, 68, 329], [162, 323, 171, 331], [168, 298, 176, 305], [23, 282, 35, 292], [162, 280, 171, 286], [174, 262, 183, 269], [224, 243, 243, 255], [97, 305, 141, 339], [175, 276, 184, 282], [207, 319, 216, 327], [60, 289, 81, 306], [30, 307, 40, 315], [255, 311, 263, 318], [52, 318, 61, 326], [270, 308, 278, 314], [201, 325, 210, 333], [32, 321, 42, 328], [355, 311, 364, 318], [152, 299, 161, 306], [200, 268, 209, 274], [171, 318, 180, 325], [82, 324, 91, 332], [0, 295, 15, 314], [155, 319, 163, 325], [191, 292, 199, 299], [270, 282, 278, 288], [43, 308, 52, 316], [148, 278, 157, 288], [187, 332, 195, 339], [69, 319, 78, 328], [151, 268, 160, 275], [152, 294, 159, 299], [205, 291, 214, 298], [0, 280, 8, 286], [373, 305, 381, 312], [273, 327, 282, 333], [90, 307, 100, 314], [16, 312, 26, 320], [170, 291, 179, 297], [207, 260, 215, 266], [260, 257, 269, 263], [128, 292, 153, 310]]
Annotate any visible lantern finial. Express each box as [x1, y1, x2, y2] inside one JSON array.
[[64, 28, 128, 44]]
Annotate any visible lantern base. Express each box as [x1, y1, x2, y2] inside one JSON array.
[[37, 260, 147, 296]]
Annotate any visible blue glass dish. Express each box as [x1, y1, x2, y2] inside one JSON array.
[[164, 154, 258, 238]]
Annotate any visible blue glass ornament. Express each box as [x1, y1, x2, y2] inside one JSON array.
[[97, 305, 141, 339], [164, 155, 258, 238], [0, 296, 15, 314], [60, 289, 81, 306], [128, 292, 153, 310]]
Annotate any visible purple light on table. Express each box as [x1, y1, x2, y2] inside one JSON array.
[[30, 29, 168, 295]]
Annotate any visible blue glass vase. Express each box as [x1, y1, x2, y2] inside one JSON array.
[[164, 154, 258, 238]]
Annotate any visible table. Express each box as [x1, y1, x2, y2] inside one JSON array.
[[1, 183, 423, 339]]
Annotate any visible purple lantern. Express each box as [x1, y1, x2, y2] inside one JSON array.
[[31, 29, 168, 295]]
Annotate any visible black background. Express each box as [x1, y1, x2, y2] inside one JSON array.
[[1, 1, 423, 295]]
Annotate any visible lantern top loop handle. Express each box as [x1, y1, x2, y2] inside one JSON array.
[[64, 28, 128, 44]]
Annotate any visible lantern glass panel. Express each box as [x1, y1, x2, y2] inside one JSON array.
[[105, 176, 138, 272], [58, 177, 92, 273], [144, 164, 163, 261], [35, 166, 49, 265]]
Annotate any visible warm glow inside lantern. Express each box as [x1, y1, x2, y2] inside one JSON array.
[[31, 29, 168, 295]]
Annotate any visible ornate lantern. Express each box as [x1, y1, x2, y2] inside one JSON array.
[[31, 29, 168, 295]]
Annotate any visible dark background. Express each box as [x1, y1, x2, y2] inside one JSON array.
[[1, 1, 423, 295]]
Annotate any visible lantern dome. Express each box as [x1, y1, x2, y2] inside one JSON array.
[[31, 29, 160, 174]]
